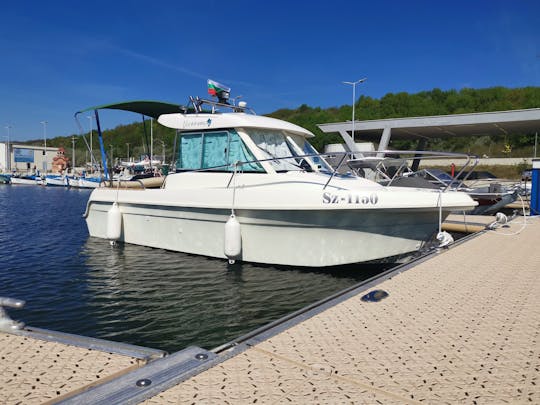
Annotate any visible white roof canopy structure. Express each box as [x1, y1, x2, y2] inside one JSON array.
[[319, 108, 540, 140], [318, 108, 540, 155]]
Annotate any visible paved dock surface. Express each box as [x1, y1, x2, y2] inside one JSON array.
[[142, 216, 539, 404], [0, 328, 164, 404]]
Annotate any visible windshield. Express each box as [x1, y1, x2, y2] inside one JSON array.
[[247, 128, 333, 173], [287, 134, 334, 173], [248, 129, 305, 171], [427, 169, 453, 181]]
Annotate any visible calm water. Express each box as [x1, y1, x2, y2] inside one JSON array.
[[0, 185, 390, 353]]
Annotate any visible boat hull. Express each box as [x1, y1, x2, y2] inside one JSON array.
[[45, 176, 69, 187], [10, 177, 39, 185], [69, 177, 102, 188], [86, 200, 449, 267]]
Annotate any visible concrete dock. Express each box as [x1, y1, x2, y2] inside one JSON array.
[[2, 216, 539, 404]]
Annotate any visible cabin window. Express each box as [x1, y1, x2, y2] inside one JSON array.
[[287, 134, 333, 173], [202, 132, 229, 169], [177, 130, 262, 172], [248, 129, 302, 171], [179, 133, 203, 169]]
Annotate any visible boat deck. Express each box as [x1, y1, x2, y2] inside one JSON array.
[[2, 216, 538, 403]]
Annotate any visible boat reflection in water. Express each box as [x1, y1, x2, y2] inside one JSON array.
[[81, 238, 391, 353]]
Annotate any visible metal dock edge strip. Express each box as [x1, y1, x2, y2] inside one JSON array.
[[14, 326, 166, 361], [56, 346, 217, 405]]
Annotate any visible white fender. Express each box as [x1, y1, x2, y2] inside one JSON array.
[[224, 214, 242, 260], [107, 202, 122, 240], [436, 231, 454, 248]]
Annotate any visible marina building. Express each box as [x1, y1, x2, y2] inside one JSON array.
[[0, 142, 60, 173]]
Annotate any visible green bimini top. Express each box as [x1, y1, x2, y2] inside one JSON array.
[[75, 100, 186, 119]]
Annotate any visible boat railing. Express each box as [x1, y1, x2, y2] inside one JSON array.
[[189, 96, 257, 115], [169, 149, 479, 191], [346, 149, 480, 191]]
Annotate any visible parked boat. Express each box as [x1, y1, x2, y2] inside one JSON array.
[[68, 175, 103, 189], [45, 174, 70, 187], [110, 165, 165, 189], [0, 174, 11, 184], [403, 168, 520, 215], [340, 146, 527, 215], [79, 86, 476, 267], [10, 174, 42, 185]]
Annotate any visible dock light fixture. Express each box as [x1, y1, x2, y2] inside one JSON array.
[[40, 121, 47, 173], [361, 289, 389, 302], [342, 78, 367, 143]]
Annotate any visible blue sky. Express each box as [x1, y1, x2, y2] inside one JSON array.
[[1, 0, 538, 141]]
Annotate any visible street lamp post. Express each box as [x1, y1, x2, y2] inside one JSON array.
[[40, 121, 48, 173], [71, 136, 76, 173], [4, 125, 11, 172], [126, 142, 130, 162], [342, 78, 367, 143]]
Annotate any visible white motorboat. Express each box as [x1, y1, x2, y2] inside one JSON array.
[[10, 174, 41, 185], [81, 89, 476, 267], [68, 175, 102, 188], [45, 174, 70, 187]]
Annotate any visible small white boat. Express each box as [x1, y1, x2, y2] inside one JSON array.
[[69, 176, 103, 188], [45, 174, 70, 187], [10, 175, 41, 185], [0, 174, 11, 184], [79, 88, 477, 267]]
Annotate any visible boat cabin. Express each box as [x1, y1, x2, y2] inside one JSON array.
[[76, 96, 334, 180], [158, 99, 333, 175]]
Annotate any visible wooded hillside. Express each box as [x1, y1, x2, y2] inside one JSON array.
[[269, 86, 540, 153], [26, 86, 540, 165]]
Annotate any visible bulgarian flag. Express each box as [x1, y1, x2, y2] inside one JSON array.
[[207, 79, 230, 96]]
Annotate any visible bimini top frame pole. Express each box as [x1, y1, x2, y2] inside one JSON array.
[[74, 100, 186, 181], [93, 109, 110, 180]]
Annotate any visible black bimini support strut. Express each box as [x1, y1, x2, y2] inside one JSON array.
[[94, 110, 110, 180]]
